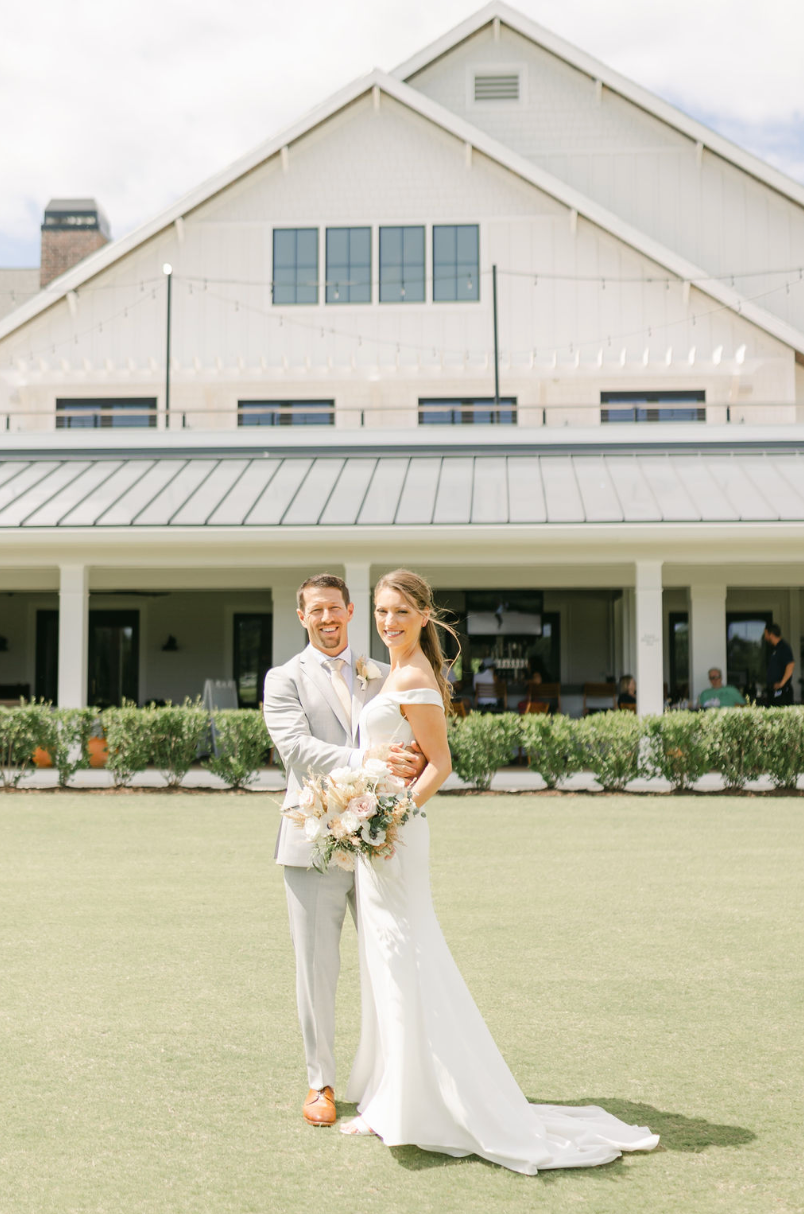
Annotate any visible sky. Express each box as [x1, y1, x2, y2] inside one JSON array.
[[2, 0, 803, 267]]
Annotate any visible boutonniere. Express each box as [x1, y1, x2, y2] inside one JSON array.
[[355, 656, 382, 689]]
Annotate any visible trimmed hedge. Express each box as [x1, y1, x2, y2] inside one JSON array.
[[448, 705, 804, 791], [4, 702, 804, 792], [0, 702, 275, 790]]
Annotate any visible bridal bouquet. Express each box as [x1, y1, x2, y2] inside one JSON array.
[[284, 757, 422, 873]]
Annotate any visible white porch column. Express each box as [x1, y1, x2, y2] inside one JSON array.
[[344, 562, 371, 660], [271, 580, 305, 666], [635, 560, 664, 715], [689, 583, 727, 703], [58, 564, 88, 707]]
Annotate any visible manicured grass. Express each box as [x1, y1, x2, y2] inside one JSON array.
[[1, 791, 802, 1214]]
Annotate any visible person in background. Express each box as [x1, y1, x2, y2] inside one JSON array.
[[697, 668, 745, 709], [617, 674, 636, 708], [473, 656, 499, 709], [764, 623, 795, 705]]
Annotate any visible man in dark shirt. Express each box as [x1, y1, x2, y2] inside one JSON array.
[[764, 623, 795, 705]]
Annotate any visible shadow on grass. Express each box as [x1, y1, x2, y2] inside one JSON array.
[[363, 1098, 756, 1174]]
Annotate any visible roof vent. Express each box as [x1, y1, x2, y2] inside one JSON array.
[[473, 71, 520, 102]]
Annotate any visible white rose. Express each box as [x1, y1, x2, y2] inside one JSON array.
[[329, 766, 360, 786], [364, 661, 382, 680], [340, 809, 360, 835], [304, 816, 324, 841], [362, 758, 388, 781]]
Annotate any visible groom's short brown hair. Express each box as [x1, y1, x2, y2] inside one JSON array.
[[296, 573, 351, 612]]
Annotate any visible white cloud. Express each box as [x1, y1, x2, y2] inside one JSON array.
[[1, 0, 803, 264]]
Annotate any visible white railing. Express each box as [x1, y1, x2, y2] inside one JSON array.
[[1, 401, 800, 432]]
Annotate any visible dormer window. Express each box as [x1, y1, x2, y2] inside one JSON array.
[[469, 65, 525, 106]]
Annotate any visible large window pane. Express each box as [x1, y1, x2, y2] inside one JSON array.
[[56, 398, 156, 429], [326, 227, 371, 303], [418, 397, 516, 425], [601, 391, 705, 423], [273, 228, 318, 305], [238, 400, 334, 427], [380, 225, 425, 302], [433, 224, 479, 302]]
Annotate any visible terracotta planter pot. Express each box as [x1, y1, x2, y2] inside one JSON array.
[[33, 747, 53, 768], [88, 736, 108, 768]]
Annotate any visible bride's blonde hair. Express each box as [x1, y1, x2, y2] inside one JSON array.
[[374, 569, 459, 712]]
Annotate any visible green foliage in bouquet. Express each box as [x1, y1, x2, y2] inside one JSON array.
[[447, 712, 522, 790], [575, 710, 645, 791], [149, 700, 210, 788], [52, 708, 98, 788], [705, 706, 766, 790], [0, 701, 52, 787], [520, 712, 580, 788], [646, 711, 711, 792], [102, 703, 156, 788], [203, 710, 270, 790], [757, 706, 804, 790]]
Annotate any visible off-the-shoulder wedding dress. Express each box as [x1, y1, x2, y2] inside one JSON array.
[[345, 688, 658, 1175]]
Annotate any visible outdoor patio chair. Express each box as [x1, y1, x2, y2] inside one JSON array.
[[582, 682, 618, 715]]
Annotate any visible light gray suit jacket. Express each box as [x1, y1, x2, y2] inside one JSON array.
[[263, 648, 389, 867]]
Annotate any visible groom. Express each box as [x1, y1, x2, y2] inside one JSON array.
[[264, 572, 424, 1127]]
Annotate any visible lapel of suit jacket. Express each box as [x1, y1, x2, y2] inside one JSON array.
[[299, 649, 352, 736]]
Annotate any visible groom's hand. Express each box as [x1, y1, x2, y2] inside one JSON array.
[[387, 741, 426, 784]]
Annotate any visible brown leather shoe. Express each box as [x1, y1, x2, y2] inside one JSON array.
[[303, 1086, 336, 1126]]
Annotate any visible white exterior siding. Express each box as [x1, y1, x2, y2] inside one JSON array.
[[406, 21, 804, 340], [0, 85, 795, 430]]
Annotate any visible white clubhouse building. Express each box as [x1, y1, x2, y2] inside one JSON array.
[[1, 1, 804, 715]]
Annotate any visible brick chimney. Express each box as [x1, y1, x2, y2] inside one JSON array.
[[40, 199, 111, 288]]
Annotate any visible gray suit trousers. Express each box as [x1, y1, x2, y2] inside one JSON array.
[[284, 863, 356, 1091]]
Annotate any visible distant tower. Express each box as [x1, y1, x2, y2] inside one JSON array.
[[40, 199, 111, 288]]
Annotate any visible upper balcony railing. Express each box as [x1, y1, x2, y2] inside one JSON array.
[[1, 401, 801, 433]]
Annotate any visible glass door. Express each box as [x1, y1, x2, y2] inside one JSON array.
[[726, 612, 772, 699], [233, 613, 272, 707], [88, 610, 140, 707], [35, 609, 59, 703]]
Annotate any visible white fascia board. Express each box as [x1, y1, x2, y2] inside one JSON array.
[[393, 1, 804, 212], [0, 69, 385, 343], [379, 74, 804, 355]]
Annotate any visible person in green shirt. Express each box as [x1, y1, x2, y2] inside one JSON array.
[[698, 667, 745, 709]]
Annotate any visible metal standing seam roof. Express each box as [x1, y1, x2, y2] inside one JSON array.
[[1, 453, 804, 528]]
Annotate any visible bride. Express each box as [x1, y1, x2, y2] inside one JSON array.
[[340, 568, 659, 1174]]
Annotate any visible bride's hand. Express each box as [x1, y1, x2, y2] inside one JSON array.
[[387, 741, 426, 784]]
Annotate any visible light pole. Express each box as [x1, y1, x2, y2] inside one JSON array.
[[492, 263, 500, 415], [163, 263, 173, 422]]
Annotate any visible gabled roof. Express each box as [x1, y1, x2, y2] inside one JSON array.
[[2, 33, 804, 356], [394, 1, 804, 212]]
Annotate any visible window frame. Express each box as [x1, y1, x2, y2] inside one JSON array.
[[600, 391, 706, 424], [237, 400, 335, 427], [379, 225, 425, 304], [272, 227, 319, 306], [325, 226, 372, 304], [432, 224, 480, 303], [55, 398, 157, 429], [418, 397, 517, 426]]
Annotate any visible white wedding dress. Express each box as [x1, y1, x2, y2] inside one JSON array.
[[346, 688, 659, 1175]]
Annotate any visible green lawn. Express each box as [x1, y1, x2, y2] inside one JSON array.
[[1, 792, 802, 1214]]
